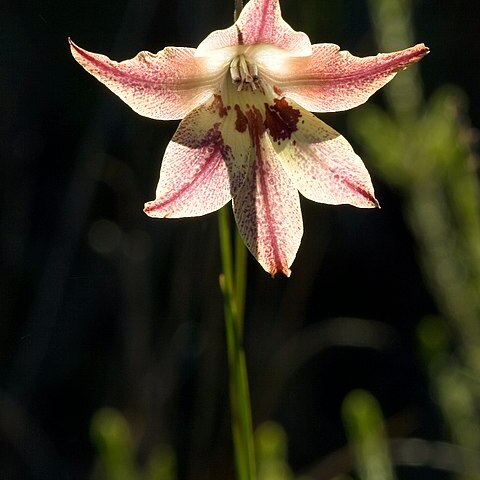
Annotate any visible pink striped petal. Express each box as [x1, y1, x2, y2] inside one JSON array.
[[144, 96, 250, 218], [196, 0, 311, 57], [232, 108, 302, 277], [70, 39, 225, 120], [266, 99, 378, 207], [268, 43, 429, 112]]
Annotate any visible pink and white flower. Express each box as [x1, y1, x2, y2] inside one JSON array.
[[70, 0, 428, 276]]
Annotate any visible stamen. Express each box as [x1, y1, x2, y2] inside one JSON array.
[[230, 57, 241, 85], [239, 55, 253, 84], [229, 54, 260, 91], [248, 62, 258, 81]]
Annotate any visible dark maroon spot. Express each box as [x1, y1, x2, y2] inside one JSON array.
[[235, 103, 266, 140], [234, 105, 248, 133], [245, 105, 266, 139], [212, 94, 228, 118], [264, 98, 301, 142], [188, 122, 231, 159]]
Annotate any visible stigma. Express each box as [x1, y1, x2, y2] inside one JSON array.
[[230, 54, 259, 91]]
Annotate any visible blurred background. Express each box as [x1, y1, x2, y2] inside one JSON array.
[[2, 0, 480, 478]]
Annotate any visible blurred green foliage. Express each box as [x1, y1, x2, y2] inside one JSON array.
[[91, 408, 140, 480], [418, 316, 480, 479], [90, 412, 297, 480], [357, 0, 480, 372], [91, 408, 176, 480], [349, 0, 480, 478], [255, 422, 293, 480], [342, 390, 396, 480]]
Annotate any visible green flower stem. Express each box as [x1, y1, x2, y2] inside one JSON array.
[[234, 0, 244, 22], [218, 205, 257, 480], [234, 227, 247, 331]]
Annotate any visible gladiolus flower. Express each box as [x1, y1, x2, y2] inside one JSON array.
[[70, 0, 428, 276]]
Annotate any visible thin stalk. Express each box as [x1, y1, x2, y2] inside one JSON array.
[[219, 206, 235, 302], [234, 228, 247, 331], [234, 0, 244, 22], [218, 205, 256, 480]]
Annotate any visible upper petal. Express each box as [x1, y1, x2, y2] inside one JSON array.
[[232, 106, 303, 277], [265, 98, 378, 208], [196, 0, 311, 57], [69, 39, 226, 120], [265, 43, 429, 112], [144, 95, 250, 218]]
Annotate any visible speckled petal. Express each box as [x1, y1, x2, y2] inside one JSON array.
[[267, 43, 429, 112], [144, 96, 250, 218], [70, 39, 226, 120], [196, 0, 311, 57], [233, 129, 303, 277], [273, 100, 378, 208]]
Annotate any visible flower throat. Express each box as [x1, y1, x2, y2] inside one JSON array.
[[230, 54, 259, 91]]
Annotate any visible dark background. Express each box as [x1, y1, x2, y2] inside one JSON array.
[[1, 0, 479, 478]]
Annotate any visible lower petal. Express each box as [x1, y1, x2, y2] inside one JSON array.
[[274, 101, 379, 208], [144, 99, 249, 218], [233, 132, 303, 277]]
